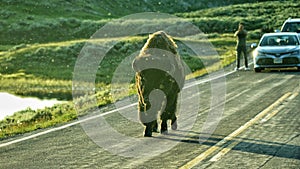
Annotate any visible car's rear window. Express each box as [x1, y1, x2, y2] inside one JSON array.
[[260, 35, 299, 46], [281, 22, 300, 33]]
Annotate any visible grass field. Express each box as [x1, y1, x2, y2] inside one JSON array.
[[0, 0, 299, 139]]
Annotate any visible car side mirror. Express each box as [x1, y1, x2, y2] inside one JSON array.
[[250, 43, 257, 49], [274, 29, 281, 33]]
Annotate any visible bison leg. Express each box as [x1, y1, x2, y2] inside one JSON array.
[[138, 89, 165, 137], [160, 93, 179, 133], [171, 116, 177, 130], [152, 120, 158, 132], [160, 119, 168, 134], [144, 122, 153, 137], [144, 120, 158, 137]]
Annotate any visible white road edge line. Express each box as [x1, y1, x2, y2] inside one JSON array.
[[0, 66, 244, 148]]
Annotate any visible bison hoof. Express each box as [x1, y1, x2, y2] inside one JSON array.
[[144, 126, 152, 137], [152, 122, 158, 132], [171, 121, 177, 130], [144, 131, 152, 137], [161, 121, 168, 134], [144, 133, 152, 137], [161, 130, 168, 135]]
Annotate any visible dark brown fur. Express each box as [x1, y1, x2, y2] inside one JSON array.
[[132, 31, 185, 137]]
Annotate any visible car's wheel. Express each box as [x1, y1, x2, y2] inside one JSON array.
[[254, 68, 262, 72], [297, 67, 300, 71]]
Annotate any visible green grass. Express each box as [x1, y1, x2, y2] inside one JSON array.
[[178, 1, 300, 34], [1, 0, 299, 139], [0, 103, 76, 138], [0, 0, 283, 45]]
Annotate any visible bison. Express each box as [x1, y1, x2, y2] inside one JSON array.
[[132, 31, 185, 137]]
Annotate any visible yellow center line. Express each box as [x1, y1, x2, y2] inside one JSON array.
[[209, 140, 240, 162], [179, 92, 292, 169], [261, 92, 299, 123], [211, 92, 299, 162], [260, 108, 281, 123]]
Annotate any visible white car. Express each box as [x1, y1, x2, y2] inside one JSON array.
[[281, 18, 300, 34], [252, 32, 300, 72]]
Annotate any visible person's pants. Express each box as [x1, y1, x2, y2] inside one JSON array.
[[236, 47, 248, 68]]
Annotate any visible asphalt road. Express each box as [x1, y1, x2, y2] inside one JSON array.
[[0, 68, 299, 169]]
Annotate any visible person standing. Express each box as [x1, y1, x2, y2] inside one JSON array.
[[234, 23, 250, 71]]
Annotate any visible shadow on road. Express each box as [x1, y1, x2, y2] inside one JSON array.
[[154, 130, 300, 160]]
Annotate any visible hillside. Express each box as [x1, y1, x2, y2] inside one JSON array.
[[0, 0, 276, 45], [177, 1, 300, 34], [1, 0, 300, 99], [1, 0, 300, 100]]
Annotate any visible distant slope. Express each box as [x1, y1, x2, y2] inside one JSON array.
[[177, 1, 300, 34], [1, 0, 275, 45], [1, 0, 274, 19]]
